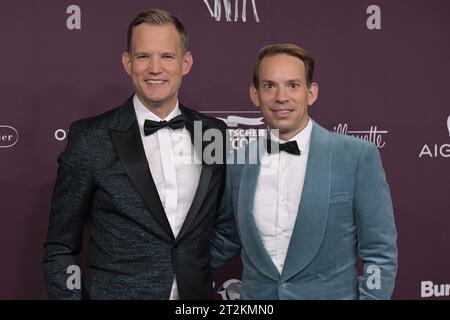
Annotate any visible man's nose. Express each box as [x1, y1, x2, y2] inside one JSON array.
[[275, 87, 289, 104], [147, 56, 162, 74]]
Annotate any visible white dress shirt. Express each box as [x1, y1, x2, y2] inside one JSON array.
[[253, 119, 313, 274], [133, 95, 202, 299]]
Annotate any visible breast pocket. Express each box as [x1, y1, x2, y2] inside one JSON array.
[[329, 192, 349, 204]]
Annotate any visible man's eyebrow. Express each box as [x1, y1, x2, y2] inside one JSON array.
[[286, 78, 302, 83], [133, 51, 177, 56], [133, 51, 150, 56]]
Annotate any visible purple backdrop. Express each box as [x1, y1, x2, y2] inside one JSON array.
[[1, 0, 449, 299]]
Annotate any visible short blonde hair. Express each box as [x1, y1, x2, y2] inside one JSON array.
[[127, 9, 188, 53]]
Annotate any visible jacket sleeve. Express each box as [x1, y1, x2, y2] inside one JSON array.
[[43, 123, 93, 299], [354, 142, 398, 300], [209, 162, 242, 269]]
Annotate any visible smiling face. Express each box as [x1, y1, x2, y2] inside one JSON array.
[[122, 23, 192, 118], [250, 54, 318, 140]]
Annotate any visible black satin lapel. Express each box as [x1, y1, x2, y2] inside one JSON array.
[[176, 108, 216, 240], [110, 121, 174, 240], [176, 165, 213, 241]]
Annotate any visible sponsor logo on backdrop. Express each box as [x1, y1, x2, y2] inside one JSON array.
[[217, 115, 264, 127], [333, 123, 388, 148], [0, 125, 19, 148], [421, 281, 450, 298], [55, 128, 68, 141], [447, 114, 450, 136], [217, 279, 241, 300], [203, 0, 260, 22], [418, 116, 450, 158], [203, 110, 266, 150]]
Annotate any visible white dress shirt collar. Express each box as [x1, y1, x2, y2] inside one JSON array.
[[133, 95, 181, 130]]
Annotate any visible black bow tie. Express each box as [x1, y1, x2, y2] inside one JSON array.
[[266, 139, 301, 155], [144, 114, 186, 136]]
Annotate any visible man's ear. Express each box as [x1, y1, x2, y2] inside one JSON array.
[[307, 82, 319, 106], [122, 52, 131, 76], [182, 51, 193, 76], [249, 84, 260, 108]]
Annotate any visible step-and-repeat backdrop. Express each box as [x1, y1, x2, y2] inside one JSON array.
[[1, 0, 449, 299]]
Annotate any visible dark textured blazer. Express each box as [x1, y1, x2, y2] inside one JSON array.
[[43, 96, 227, 299]]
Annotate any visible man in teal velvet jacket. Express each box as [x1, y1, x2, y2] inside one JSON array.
[[210, 44, 398, 299]]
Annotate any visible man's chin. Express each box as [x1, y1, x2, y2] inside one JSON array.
[[269, 122, 293, 133], [141, 96, 167, 107]]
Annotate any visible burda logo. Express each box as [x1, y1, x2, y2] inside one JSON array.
[[418, 116, 450, 158], [0, 125, 19, 148], [421, 281, 450, 298]]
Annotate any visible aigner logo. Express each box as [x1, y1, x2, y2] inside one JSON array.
[[203, 0, 260, 22], [418, 116, 450, 158], [0, 125, 19, 148]]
